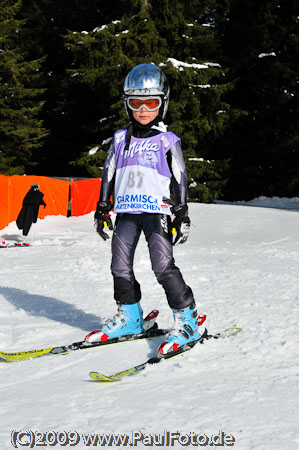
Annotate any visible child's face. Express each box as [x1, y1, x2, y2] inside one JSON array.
[[133, 108, 159, 126]]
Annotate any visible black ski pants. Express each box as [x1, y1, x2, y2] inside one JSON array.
[[111, 213, 194, 310]]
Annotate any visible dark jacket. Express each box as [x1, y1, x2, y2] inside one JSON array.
[[16, 187, 46, 235]]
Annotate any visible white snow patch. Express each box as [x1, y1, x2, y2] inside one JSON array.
[[0, 200, 298, 449]]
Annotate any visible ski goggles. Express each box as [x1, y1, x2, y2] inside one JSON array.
[[127, 96, 162, 112]]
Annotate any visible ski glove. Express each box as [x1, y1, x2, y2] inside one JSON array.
[[171, 204, 190, 245], [94, 201, 113, 240]]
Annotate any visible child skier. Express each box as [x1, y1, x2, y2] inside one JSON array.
[[85, 63, 200, 356]]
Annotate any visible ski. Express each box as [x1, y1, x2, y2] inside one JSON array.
[[0, 240, 30, 248], [0, 310, 165, 363], [32, 240, 76, 247], [0, 240, 76, 248], [89, 327, 242, 383]]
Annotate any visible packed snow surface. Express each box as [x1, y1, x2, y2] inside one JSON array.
[[0, 200, 298, 449]]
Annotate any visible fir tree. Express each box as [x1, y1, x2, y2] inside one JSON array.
[[0, 0, 47, 175], [17, 0, 128, 175], [221, 0, 299, 199], [63, 0, 237, 201], [2, 0, 296, 200]]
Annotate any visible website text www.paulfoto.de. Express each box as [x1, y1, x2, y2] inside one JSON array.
[[11, 429, 235, 447]]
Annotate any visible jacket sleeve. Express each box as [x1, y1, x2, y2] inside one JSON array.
[[99, 139, 116, 203], [168, 140, 188, 206]]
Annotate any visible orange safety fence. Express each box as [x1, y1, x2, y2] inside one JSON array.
[[0, 175, 9, 230], [70, 178, 101, 217], [0, 175, 69, 230]]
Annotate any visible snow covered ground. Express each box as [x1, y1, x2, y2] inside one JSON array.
[[0, 200, 298, 449]]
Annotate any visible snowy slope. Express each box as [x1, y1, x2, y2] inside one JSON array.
[[0, 202, 298, 449]]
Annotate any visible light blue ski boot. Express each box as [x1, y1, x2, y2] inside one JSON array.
[[85, 302, 144, 343], [157, 301, 200, 356]]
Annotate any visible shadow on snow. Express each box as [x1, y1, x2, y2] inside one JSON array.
[[0, 286, 102, 331]]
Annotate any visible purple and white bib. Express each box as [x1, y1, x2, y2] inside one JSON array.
[[113, 129, 180, 214]]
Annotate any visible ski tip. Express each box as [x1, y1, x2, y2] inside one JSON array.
[[89, 371, 119, 383], [0, 347, 54, 362], [219, 327, 242, 338]]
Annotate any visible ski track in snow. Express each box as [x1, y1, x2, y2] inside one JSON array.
[[0, 202, 299, 449]]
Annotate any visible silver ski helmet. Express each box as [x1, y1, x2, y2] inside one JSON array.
[[123, 63, 170, 120]]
